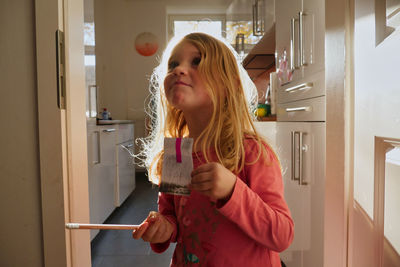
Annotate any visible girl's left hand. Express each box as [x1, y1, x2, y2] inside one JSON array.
[[190, 162, 237, 201]]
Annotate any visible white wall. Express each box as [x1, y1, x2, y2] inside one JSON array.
[[0, 1, 44, 266], [95, 0, 166, 142]]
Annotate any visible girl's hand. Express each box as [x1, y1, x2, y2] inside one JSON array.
[[132, 211, 174, 244], [190, 162, 237, 201]]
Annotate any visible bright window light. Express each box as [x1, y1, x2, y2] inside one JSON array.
[[84, 55, 96, 66], [173, 20, 222, 38]]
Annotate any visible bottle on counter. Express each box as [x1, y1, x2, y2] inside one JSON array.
[[101, 108, 110, 120]]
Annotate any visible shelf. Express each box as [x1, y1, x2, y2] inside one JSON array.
[[256, 115, 277, 121]]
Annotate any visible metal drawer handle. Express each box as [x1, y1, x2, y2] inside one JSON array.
[[285, 82, 313, 93], [103, 129, 116, 133], [286, 106, 312, 112], [122, 144, 134, 149]]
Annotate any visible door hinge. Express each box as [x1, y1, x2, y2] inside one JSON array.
[[56, 29, 66, 109]]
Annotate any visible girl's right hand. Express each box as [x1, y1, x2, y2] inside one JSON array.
[[132, 211, 174, 244]]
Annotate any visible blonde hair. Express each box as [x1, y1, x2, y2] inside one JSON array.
[[137, 32, 269, 184]]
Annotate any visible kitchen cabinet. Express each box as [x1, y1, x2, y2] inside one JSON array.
[[254, 120, 325, 267], [239, 0, 275, 79], [275, 1, 326, 266], [115, 123, 135, 207], [254, 121, 277, 150], [87, 122, 136, 240], [277, 122, 325, 267], [87, 124, 117, 240], [275, 0, 324, 85]]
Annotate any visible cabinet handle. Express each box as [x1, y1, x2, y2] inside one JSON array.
[[285, 82, 313, 93], [252, 0, 264, 36], [285, 106, 312, 112], [292, 131, 308, 185], [103, 129, 116, 133], [122, 144, 134, 149], [299, 12, 307, 67], [291, 131, 297, 181], [93, 131, 100, 165], [298, 131, 308, 185], [290, 18, 299, 70]]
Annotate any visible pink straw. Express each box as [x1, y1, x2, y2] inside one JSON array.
[[176, 138, 182, 163]]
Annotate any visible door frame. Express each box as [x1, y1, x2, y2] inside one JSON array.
[[324, 0, 353, 266], [35, 0, 91, 265]]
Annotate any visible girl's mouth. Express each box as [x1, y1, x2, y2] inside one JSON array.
[[175, 80, 190, 87]]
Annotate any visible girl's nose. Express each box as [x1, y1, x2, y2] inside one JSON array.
[[173, 64, 188, 75]]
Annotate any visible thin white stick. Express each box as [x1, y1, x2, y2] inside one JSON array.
[[66, 223, 140, 230]]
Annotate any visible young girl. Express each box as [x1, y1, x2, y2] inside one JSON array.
[[133, 32, 294, 267]]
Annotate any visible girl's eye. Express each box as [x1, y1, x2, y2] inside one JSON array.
[[192, 57, 201, 66], [168, 61, 179, 70]]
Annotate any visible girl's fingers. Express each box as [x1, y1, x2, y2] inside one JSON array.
[[190, 180, 212, 192], [191, 163, 214, 177], [150, 221, 166, 242], [142, 217, 161, 242], [191, 171, 213, 184], [132, 222, 149, 239]]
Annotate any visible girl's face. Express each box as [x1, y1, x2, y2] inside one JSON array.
[[163, 42, 212, 113]]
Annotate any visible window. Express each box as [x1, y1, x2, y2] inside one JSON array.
[[168, 14, 226, 40]]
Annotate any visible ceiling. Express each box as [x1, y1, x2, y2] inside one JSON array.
[[84, 0, 232, 22]]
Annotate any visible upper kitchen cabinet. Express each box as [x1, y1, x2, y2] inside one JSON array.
[[226, 0, 260, 56], [228, 0, 276, 80], [275, 0, 325, 85], [226, 0, 274, 56]]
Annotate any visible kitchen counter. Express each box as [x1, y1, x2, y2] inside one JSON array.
[[97, 119, 134, 125]]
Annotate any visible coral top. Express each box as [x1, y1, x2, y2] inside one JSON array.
[[151, 138, 294, 267]]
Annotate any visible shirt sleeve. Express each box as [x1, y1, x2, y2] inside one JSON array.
[[150, 192, 178, 253], [218, 139, 294, 252]]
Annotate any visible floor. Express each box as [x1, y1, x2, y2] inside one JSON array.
[[91, 172, 176, 267]]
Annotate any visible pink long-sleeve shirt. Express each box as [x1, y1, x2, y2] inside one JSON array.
[[151, 138, 294, 267]]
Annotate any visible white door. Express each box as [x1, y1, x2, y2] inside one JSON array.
[[35, 0, 90, 265], [349, 0, 400, 266]]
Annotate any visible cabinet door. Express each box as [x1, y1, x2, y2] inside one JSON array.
[[277, 122, 325, 267], [97, 126, 117, 222], [116, 141, 135, 207], [87, 128, 100, 240], [87, 126, 117, 239], [302, 0, 325, 77], [275, 0, 302, 85], [278, 70, 325, 104]]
